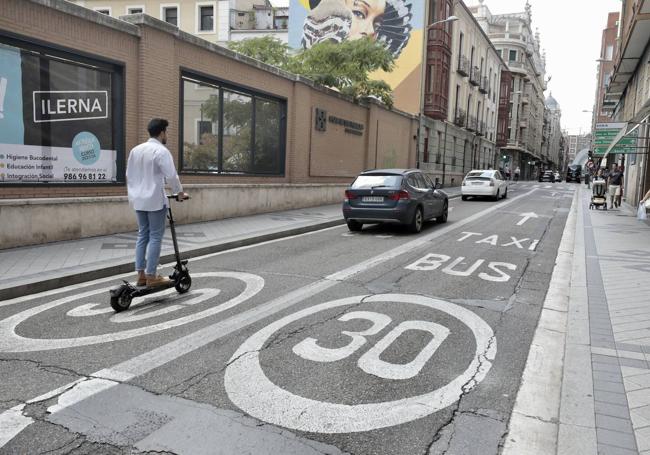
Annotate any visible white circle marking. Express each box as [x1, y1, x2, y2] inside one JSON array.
[[224, 293, 496, 433], [0, 272, 264, 352]]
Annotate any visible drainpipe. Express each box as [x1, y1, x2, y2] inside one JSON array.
[[442, 121, 449, 186]]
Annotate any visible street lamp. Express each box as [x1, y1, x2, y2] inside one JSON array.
[[427, 16, 459, 28]]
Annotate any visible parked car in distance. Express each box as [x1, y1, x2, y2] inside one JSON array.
[[461, 169, 508, 201], [566, 164, 582, 183], [539, 169, 555, 183], [342, 169, 448, 234]]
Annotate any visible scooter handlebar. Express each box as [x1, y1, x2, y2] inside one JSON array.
[[168, 193, 190, 202]]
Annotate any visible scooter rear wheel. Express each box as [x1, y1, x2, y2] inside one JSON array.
[[175, 273, 192, 294], [110, 293, 132, 312]]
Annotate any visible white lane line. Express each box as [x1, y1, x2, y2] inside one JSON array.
[[0, 189, 536, 446]]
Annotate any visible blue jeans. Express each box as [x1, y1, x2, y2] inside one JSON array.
[[135, 208, 167, 276]]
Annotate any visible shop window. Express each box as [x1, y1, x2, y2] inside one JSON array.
[[0, 36, 123, 185], [180, 74, 285, 175]]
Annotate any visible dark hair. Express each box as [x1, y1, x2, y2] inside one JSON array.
[[147, 118, 169, 137]]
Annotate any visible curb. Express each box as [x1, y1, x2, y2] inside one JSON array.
[[502, 186, 579, 454], [0, 219, 345, 302]]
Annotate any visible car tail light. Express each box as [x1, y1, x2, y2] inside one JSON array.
[[462, 179, 467, 186], [490, 179, 495, 187], [345, 190, 358, 201], [389, 190, 410, 201]]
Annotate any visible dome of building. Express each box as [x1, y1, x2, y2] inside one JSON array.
[[545, 92, 560, 110]]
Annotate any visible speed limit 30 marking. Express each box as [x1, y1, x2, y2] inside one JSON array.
[[224, 293, 496, 433]]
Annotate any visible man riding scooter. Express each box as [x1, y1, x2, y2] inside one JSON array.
[[127, 118, 189, 287]]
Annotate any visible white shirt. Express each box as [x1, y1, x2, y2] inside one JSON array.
[[126, 138, 183, 211]]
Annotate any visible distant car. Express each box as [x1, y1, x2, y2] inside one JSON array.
[[539, 170, 555, 183], [461, 169, 508, 201], [342, 169, 448, 234], [566, 164, 582, 183], [554, 171, 561, 182]]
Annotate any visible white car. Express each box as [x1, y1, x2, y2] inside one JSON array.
[[461, 169, 508, 201]]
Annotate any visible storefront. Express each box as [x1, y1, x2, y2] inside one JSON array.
[[0, 33, 124, 186]]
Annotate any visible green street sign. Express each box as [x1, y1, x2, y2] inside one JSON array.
[[593, 122, 638, 156]]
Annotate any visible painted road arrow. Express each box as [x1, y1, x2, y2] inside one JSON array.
[[517, 212, 539, 226]]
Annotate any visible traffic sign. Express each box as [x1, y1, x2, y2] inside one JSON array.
[[594, 122, 637, 156]]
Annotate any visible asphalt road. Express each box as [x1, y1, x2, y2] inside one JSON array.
[[0, 182, 576, 455]]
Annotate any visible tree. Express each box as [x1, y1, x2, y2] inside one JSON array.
[[228, 36, 291, 69], [228, 37, 396, 107]]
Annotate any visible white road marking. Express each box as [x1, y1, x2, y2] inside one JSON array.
[[517, 212, 539, 226], [0, 189, 535, 446], [224, 294, 495, 433], [0, 273, 262, 352]]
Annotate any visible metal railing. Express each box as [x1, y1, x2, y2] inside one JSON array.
[[469, 66, 481, 86], [479, 76, 489, 94], [454, 108, 466, 126], [457, 56, 470, 77]]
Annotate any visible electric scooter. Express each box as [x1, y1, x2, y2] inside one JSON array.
[[109, 194, 191, 312]]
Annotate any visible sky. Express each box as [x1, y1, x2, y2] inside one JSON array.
[[471, 0, 621, 135]]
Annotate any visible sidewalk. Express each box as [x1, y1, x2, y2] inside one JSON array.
[[505, 185, 650, 455], [0, 186, 463, 301]]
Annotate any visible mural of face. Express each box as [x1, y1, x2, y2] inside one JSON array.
[[344, 0, 387, 41]]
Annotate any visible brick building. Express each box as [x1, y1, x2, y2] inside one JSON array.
[[0, 0, 418, 248]]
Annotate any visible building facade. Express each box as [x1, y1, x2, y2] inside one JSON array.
[[604, 0, 650, 206], [544, 94, 564, 170], [593, 12, 619, 127], [71, 0, 289, 43], [419, 0, 509, 186], [567, 134, 591, 164], [0, 0, 417, 248], [470, 0, 550, 180]]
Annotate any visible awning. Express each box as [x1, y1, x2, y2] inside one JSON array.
[[602, 97, 650, 156]]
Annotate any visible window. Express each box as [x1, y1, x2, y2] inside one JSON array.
[[458, 32, 464, 65], [126, 6, 144, 14], [0, 35, 123, 185], [509, 50, 517, 62], [606, 45, 614, 61], [423, 128, 429, 163], [198, 4, 215, 32], [93, 7, 111, 15], [162, 5, 179, 26], [181, 74, 285, 175]]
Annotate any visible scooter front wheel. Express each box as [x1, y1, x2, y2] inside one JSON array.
[[110, 293, 132, 312], [175, 273, 192, 294]]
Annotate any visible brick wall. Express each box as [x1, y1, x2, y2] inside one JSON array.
[[0, 0, 418, 198]]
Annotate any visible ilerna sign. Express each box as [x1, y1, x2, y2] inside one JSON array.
[[33, 91, 108, 123]]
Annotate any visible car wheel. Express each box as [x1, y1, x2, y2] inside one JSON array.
[[438, 202, 448, 223], [347, 220, 363, 232], [408, 207, 423, 233], [461, 195, 468, 201], [503, 188, 508, 199], [493, 190, 500, 201]]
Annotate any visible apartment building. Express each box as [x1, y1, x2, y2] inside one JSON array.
[[604, 0, 650, 206], [544, 94, 565, 170], [71, 0, 289, 43], [594, 12, 619, 127], [419, 0, 509, 186], [470, 0, 550, 180]]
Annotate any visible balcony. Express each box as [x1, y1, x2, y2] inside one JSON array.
[[479, 76, 489, 94], [466, 115, 478, 132], [423, 26, 452, 120], [454, 108, 466, 127], [477, 121, 487, 136], [520, 119, 528, 128], [457, 56, 470, 77], [521, 94, 530, 104], [469, 66, 481, 86]]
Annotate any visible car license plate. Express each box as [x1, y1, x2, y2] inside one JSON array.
[[362, 196, 384, 203], [472, 182, 483, 185]]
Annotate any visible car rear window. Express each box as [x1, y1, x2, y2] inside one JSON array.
[[351, 175, 403, 189], [466, 171, 493, 180]]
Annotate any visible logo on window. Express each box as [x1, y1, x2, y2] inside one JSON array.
[[33, 91, 108, 123]]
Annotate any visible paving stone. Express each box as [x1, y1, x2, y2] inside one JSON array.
[[594, 370, 624, 383], [596, 444, 640, 455], [596, 414, 634, 434], [627, 389, 650, 409], [596, 401, 633, 420], [594, 390, 629, 406], [594, 380, 626, 394], [596, 428, 638, 450], [618, 357, 649, 369], [592, 354, 621, 365], [630, 405, 650, 429], [594, 362, 624, 373]]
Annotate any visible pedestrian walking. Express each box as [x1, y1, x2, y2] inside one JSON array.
[[504, 165, 511, 181], [607, 163, 624, 209], [126, 118, 188, 287], [514, 166, 520, 182]]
